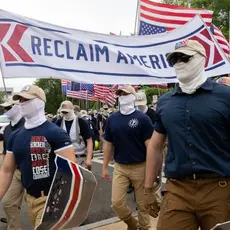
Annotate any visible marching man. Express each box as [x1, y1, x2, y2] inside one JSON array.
[[0, 85, 77, 229], [0, 97, 25, 230]]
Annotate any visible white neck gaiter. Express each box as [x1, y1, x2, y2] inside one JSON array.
[[174, 54, 207, 94], [20, 98, 46, 129], [119, 94, 136, 115], [6, 105, 22, 127], [137, 105, 148, 114], [63, 110, 76, 121]]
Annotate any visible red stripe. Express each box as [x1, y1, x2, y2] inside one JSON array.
[[140, 5, 212, 19], [52, 163, 81, 230], [141, 0, 212, 11], [140, 12, 187, 26]]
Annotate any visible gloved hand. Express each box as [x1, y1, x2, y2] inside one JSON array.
[[144, 188, 160, 218]]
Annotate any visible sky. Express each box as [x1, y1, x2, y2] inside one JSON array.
[[0, 0, 160, 92]]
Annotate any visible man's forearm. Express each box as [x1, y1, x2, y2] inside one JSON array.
[[86, 138, 93, 161], [145, 145, 163, 188], [0, 169, 14, 200], [103, 142, 113, 170]]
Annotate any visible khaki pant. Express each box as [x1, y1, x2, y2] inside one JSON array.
[[2, 169, 24, 230], [157, 178, 230, 230], [112, 162, 149, 229], [25, 193, 47, 228]]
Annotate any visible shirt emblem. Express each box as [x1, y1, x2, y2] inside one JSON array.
[[129, 118, 139, 128]]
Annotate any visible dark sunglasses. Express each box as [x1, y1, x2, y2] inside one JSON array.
[[61, 111, 68, 114], [19, 97, 30, 103], [170, 55, 193, 66]]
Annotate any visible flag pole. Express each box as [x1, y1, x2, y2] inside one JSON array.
[[1, 76, 8, 99], [133, 0, 139, 35]]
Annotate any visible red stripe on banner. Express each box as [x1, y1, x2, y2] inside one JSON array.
[[1, 45, 17, 61], [140, 5, 212, 19], [7, 24, 33, 62], [52, 163, 81, 230]]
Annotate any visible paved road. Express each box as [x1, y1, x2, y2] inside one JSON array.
[[0, 150, 137, 230]]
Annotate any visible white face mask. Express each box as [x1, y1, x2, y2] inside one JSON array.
[[119, 94, 136, 115], [175, 53, 207, 94], [63, 110, 76, 121], [20, 98, 46, 129], [6, 104, 22, 126]]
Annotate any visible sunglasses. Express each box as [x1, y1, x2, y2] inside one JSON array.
[[61, 111, 68, 114], [19, 97, 30, 103], [170, 55, 193, 66]]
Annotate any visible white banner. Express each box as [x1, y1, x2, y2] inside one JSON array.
[[0, 10, 229, 84]]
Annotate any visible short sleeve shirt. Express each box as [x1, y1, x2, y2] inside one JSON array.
[[104, 110, 154, 164], [7, 121, 72, 193], [155, 79, 230, 178]]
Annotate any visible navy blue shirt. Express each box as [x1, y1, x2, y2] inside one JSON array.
[[7, 121, 72, 193], [3, 118, 25, 155], [104, 110, 154, 164], [155, 79, 230, 178]]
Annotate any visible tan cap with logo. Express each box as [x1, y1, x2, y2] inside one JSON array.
[[116, 85, 136, 96], [13, 85, 46, 102], [167, 40, 206, 61], [135, 92, 147, 106], [60, 101, 74, 113]]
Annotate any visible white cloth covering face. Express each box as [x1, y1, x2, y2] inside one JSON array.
[[6, 104, 22, 127], [174, 53, 207, 94], [20, 98, 46, 129], [63, 110, 76, 121], [119, 94, 136, 115]]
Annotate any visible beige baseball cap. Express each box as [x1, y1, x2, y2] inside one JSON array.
[[13, 85, 46, 102], [116, 85, 136, 96], [167, 40, 206, 62], [0, 96, 19, 107], [60, 101, 74, 113], [80, 110, 88, 117], [135, 92, 147, 106]]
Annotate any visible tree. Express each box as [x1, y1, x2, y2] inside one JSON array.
[[34, 79, 65, 114], [140, 86, 170, 104], [0, 92, 4, 104], [163, 0, 230, 40]]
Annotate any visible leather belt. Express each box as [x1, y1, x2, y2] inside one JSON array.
[[184, 173, 228, 180]]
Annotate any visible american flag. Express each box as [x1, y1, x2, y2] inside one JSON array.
[[138, 0, 229, 57], [61, 79, 71, 94], [67, 90, 98, 101], [94, 84, 117, 106], [81, 83, 94, 92]]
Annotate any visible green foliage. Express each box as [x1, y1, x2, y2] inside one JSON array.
[[140, 86, 170, 104], [162, 0, 230, 40], [0, 92, 4, 104], [34, 78, 65, 114]]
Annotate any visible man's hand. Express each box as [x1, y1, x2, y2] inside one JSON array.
[[144, 188, 160, 218], [102, 168, 110, 182], [85, 158, 92, 171]]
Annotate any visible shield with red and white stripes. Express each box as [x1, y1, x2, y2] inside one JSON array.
[[36, 155, 97, 230]]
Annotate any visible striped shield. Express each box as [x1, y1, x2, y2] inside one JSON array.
[[36, 155, 97, 230]]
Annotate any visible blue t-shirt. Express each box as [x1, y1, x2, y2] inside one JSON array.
[[7, 121, 72, 193], [104, 110, 154, 164]]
